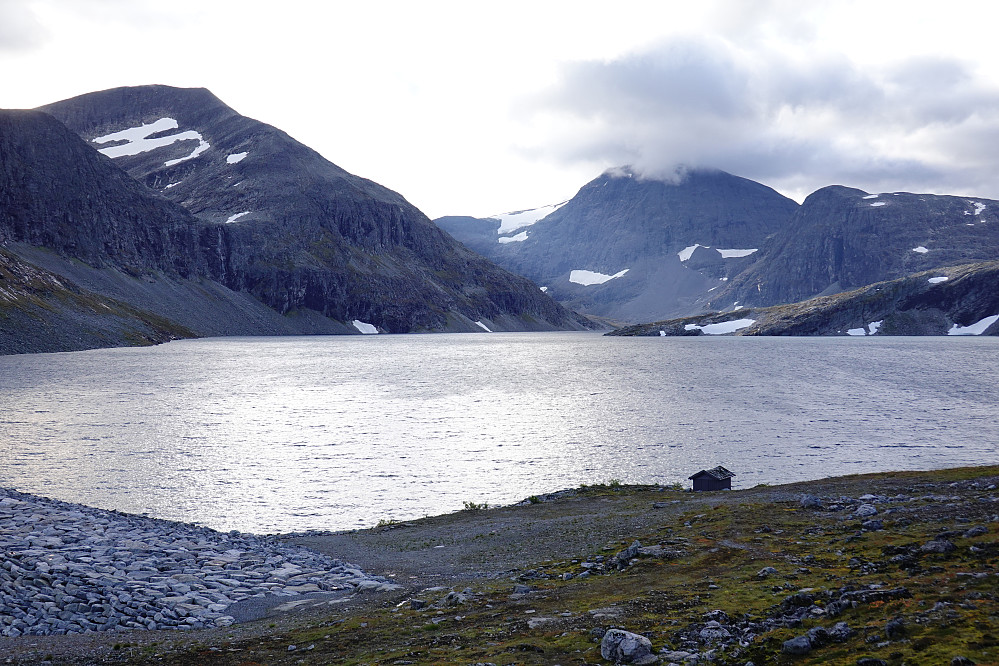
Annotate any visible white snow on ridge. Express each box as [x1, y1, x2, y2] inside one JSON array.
[[498, 231, 529, 244], [912, 246, 929, 254], [948, 314, 999, 336], [474, 320, 492, 332], [862, 194, 879, 199], [226, 152, 248, 164], [569, 268, 629, 286], [973, 201, 987, 215], [225, 211, 250, 224], [678, 244, 705, 261], [490, 201, 567, 235], [684, 318, 755, 335], [928, 276, 949, 284], [870, 201, 887, 207], [93, 117, 211, 166], [717, 248, 757, 258], [352, 320, 379, 334]]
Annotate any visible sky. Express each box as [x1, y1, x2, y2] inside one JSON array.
[[3, 0, 999, 219]]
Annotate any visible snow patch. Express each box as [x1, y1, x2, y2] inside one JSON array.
[[489, 202, 567, 235], [225, 211, 250, 224], [93, 117, 211, 166], [539, 286, 548, 293], [684, 318, 755, 335], [868, 320, 883, 335], [164, 182, 180, 189], [972, 201, 987, 215], [912, 246, 929, 254], [870, 201, 887, 207], [862, 194, 879, 199], [226, 152, 248, 164], [717, 248, 757, 258], [352, 320, 379, 334], [928, 276, 949, 284], [947, 314, 999, 336], [498, 231, 528, 244], [847, 328, 867, 336], [659, 330, 666, 336], [569, 268, 629, 286], [678, 244, 707, 261], [474, 320, 492, 332]]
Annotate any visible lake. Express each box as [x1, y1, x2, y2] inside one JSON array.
[[0, 332, 996, 533]]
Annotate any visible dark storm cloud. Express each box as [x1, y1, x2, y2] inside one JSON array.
[[524, 36, 999, 199], [0, 1, 48, 52]]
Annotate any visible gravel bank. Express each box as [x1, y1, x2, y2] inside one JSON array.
[[0, 487, 400, 637]]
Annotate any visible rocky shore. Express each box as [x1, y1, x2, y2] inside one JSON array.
[[1, 466, 997, 665], [0, 487, 399, 638]]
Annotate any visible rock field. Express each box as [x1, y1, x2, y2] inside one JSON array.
[[0, 487, 399, 637]]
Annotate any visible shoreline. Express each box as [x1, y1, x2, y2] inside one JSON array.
[[2, 465, 997, 664]]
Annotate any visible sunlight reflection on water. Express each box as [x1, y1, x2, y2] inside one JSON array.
[[0, 332, 996, 532]]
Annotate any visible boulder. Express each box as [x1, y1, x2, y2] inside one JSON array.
[[800, 494, 823, 509], [782, 634, 813, 655], [885, 617, 906, 640], [855, 504, 878, 518], [920, 539, 957, 554], [600, 628, 659, 665]]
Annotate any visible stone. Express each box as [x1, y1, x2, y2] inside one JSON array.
[[829, 621, 855, 642], [856, 659, 888, 666], [782, 634, 813, 655], [920, 539, 957, 554], [800, 494, 823, 509], [951, 657, 976, 665], [855, 504, 878, 518], [861, 520, 883, 531], [885, 617, 906, 640], [600, 629, 659, 665], [757, 566, 779, 578], [699, 620, 731, 641], [964, 526, 988, 538]]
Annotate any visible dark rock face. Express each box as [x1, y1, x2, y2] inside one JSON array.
[[611, 260, 999, 337], [437, 167, 799, 323], [716, 185, 999, 310], [0, 85, 587, 353], [0, 110, 219, 278]]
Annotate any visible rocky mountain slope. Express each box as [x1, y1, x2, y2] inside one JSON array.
[[709, 185, 999, 312], [436, 167, 800, 323], [610, 260, 999, 336], [1, 86, 588, 354]]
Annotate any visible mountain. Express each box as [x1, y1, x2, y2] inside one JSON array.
[[609, 260, 999, 337], [710, 185, 999, 311], [0, 86, 588, 354], [436, 167, 800, 323]]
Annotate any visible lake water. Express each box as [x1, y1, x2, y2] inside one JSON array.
[[0, 333, 996, 533]]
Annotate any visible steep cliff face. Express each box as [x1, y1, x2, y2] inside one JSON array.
[[611, 260, 999, 337], [714, 186, 999, 310], [19, 85, 586, 338], [437, 168, 799, 323], [0, 110, 219, 278]]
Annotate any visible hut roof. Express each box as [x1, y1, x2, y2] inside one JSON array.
[[689, 465, 736, 481]]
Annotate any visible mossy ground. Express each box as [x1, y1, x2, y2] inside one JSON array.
[[9, 467, 998, 665]]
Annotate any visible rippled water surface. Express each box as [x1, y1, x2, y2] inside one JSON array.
[[1, 333, 996, 532]]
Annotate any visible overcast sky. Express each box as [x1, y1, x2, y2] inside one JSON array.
[[3, 0, 999, 218]]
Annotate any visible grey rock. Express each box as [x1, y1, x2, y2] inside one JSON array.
[[921, 539, 957, 554], [964, 525, 988, 538], [855, 504, 878, 518], [800, 494, 823, 509], [885, 617, 906, 640], [601, 628, 659, 665], [951, 657, 976, 665], [861, 520, 883, 531], [756, 566, 779, 578], [782, 634, 813, 655]]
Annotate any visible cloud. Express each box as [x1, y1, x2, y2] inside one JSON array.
[[520, 34, 999, 200], [0, 1, 48, 52]]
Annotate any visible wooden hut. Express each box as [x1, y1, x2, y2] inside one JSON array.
[[689, 466, 735, 491]]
